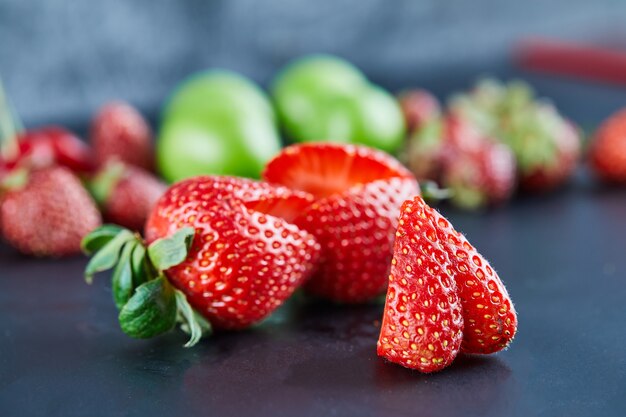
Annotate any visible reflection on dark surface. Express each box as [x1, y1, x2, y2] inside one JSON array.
[[1, 169, 626, 416]]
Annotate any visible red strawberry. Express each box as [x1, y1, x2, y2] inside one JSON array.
[[425, 198, 517, 354], [1, 127, 95, 174], [1, 166, 101, 256], [83, 176, 320, 345], [398, 89, 441, 133], [90, 102, 153, 170], [519, 117, 581, 192], [406, 115, 516, 209], [146, 177, 319, 329], [378, 196, 517, 372], [589, 109, 626, 183], [441, 133, 516, 209], [377, 196, 464, 373], [263, 143, 420, 303], [143, 176, 320, 330], [90, 161, 166, 231]]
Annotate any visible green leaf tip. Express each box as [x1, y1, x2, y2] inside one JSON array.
[[81, 224, 126, 254], [118, 277, 177, 339], [147, 227, 195, 272], [175, 290, 212, 347], [84, 228, 135, 283]]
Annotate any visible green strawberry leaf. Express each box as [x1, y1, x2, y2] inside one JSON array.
[[84, 229, 135, 283], [174, 290, 212, 347], [81, 224, 127, 255], [147, 227, 195, 272], [118, 277, 177, 339], [112, 242, 136, 310], [130, 243, 151, 287]]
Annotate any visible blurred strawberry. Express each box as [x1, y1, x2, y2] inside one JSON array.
[[399, 89, 441, 133], [589, 109, 626, 184], [1, 166, 101, 256], [90, 161, 166, 231], [512, 108, 581, 192], [441, 138, 516, 209], [451, 79, 580, 193], [90, 102, 153, 170], [444, 115, 516, 207], [3, 127, 96, 174]]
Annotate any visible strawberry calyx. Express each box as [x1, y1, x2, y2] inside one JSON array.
[[82, 225, 211, 347], [88, 160, 126, 206]]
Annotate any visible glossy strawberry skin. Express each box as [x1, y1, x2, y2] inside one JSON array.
[[90, 102, 153, 170], [412, 196, 517, 354], [1, 167, 101, 256], [1, 127, 95, 174], [263, 143, 420, 303], [103, 166, 166, 231], [589, 109, 626, 183], [377, 196, 463, 373], [144, 176, 320, 330]]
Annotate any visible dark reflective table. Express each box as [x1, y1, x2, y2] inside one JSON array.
[[1, 169, 625, 417]]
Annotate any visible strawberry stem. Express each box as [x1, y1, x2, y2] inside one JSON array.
[[0, 77, 24, 161]]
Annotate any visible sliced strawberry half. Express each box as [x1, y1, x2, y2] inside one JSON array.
[[377, 196, 464, 372], [263, 143, 420, 303]]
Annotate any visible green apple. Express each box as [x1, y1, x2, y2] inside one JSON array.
[[271, 55, 405, 154], [157, 70, 281, 182]]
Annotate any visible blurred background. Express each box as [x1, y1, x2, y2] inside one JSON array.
[[1, 0, 626, 128]]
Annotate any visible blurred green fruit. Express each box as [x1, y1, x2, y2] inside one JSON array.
[[272, 54, 405, 153], [157, 70, 281, 182]]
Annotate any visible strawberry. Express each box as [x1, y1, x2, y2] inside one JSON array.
[[90, 161, 167, 231], [0, 82, 94, 175], [425, 198, 517, 354], [516, 115, 581, 192], [406, 115, 516, 209], [398, 89, 441, 133], [263, 143, 420, 303], [1, 166, 101, 256], [90, 102, 153, 170], [440, 125, 516, 209], [450, 79, 580, 193], [13, 127, 96, 174], [378, 196, 517, 373], [82, 176, 320, 345], [589, 108, 626, 183], [377, 196, 464, 372]]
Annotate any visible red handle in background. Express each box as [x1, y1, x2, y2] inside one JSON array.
[[516, 38, 626, 85]]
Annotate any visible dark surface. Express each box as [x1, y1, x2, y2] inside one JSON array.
[[1, 171, 626, 417], [2, 3, 626, 412]]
